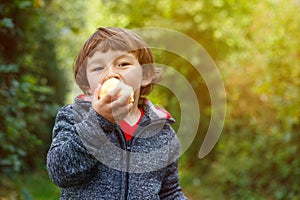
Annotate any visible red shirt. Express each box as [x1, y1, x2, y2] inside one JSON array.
[[119, 108, 144, 141]]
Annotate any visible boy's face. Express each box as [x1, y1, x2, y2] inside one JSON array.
[[86, 49, 151, 101]]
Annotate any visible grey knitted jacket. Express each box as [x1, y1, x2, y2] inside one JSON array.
[[46, 97, 187, 200]]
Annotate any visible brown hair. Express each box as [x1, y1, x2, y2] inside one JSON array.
[[74, 27, 162, 96]]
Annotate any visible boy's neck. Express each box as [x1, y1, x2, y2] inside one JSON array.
[[123, 105, 141, 126]]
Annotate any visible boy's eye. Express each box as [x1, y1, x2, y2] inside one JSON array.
[[117, 62, 131, 67], [92, 66, 104, 71]]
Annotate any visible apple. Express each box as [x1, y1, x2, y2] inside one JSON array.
[[98, 78, 134, 103]]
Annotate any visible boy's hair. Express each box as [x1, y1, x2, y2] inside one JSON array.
[[74, 27, 162, 96]]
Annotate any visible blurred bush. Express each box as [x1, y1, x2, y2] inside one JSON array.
[[0, 0, 67, 185]]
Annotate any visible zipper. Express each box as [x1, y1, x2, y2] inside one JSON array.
[[116, 126, 132, 200], [117, 118, 172, 199], [124, 139, 132, 200]]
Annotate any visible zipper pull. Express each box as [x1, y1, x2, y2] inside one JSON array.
[[126, 140, 132, 151]]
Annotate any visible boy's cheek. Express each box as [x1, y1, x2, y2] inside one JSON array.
[[87, 76, 102, 93]]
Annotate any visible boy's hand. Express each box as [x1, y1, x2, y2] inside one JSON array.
[[91, 84, 133, 124]]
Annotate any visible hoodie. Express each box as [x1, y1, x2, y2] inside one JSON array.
[[46, 97, 187, 200]]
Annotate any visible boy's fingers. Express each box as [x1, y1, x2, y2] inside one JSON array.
[[127, 102, 134, 111], [100, 85, 122, 103], [112, 92, 131, 107], [93, 84, 101, 102], [102, 92, 117, 103]]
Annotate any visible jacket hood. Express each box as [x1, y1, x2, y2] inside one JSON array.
[[140, 98, 174, 122]]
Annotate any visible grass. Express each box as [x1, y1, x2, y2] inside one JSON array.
[[0, 167, 60, 200]]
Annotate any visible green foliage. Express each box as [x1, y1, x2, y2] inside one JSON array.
[[0, 0, 68, 184]]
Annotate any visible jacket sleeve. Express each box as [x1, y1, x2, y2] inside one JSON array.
[[46, 105, 100, 188], [159, 160, 188, 200], [159, 124, 188, 200]]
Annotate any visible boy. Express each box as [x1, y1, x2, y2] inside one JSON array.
[[47, 27, 187, 199]]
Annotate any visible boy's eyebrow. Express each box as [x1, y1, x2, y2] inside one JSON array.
[[115, 53, 136, 60], [87, 56, 105, 67], [87, 52, 136, 67]]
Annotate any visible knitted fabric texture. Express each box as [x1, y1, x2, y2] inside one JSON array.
[[46, 98, 187, 200]]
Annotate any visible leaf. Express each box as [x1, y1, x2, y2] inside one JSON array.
[[16, 1, 32, 9], [0, 18, 15, 29], [0, 64, 19, 73]]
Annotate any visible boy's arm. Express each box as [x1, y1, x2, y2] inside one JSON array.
[[46, 105, 101, 188], [159, 125, 188, 200], [159, 160, 188, 200]]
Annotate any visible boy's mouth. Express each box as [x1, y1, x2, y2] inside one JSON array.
[[101, 76, 121, 85]]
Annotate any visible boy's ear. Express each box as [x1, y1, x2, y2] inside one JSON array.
[[141, 71, 152, 87]]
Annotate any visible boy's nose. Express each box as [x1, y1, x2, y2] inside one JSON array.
[[103, 65, 120, 81]]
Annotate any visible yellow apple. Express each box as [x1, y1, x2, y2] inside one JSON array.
[[99, 78, 134, 103]]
